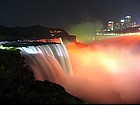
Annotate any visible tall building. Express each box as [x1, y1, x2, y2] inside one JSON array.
[[120, 19, 125, 30], [132, 21, 138, 27], [114, 22, 120, 31], [106, 15, 138, 32], [107, 21, 114, 31], [125, 16, 131, 28]]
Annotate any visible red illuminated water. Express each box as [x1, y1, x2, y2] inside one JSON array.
[[63, 35, 140, 104], [20, 35, 140, 104]]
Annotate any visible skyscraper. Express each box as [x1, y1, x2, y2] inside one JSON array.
[[107, 21, 114, 31], [125, 16, 131, 28], [120, 19, 125, 30], [114, 22, 120, 31]]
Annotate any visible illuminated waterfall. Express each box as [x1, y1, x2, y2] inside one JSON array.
[[3, 34, 140, 104], [17, 43, 72, 83]]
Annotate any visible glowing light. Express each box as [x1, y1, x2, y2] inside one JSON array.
[[0, 45, 14, 50], [65, 37, 140, 104], [36, 38, 63, 44], [101, 58, 119, 72], [51, 34, 54, 36], [120, 19, 125, 23], [108, 21, 114, 24], [125, 16, 131, 19]]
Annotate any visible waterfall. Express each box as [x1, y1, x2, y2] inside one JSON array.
[[2, 35, 140, 104], [17, 43, 72, 82], [0, 41, 72, 83]]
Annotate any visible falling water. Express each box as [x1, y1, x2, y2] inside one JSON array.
[[2, 35, 140, 104], [18, 43, 72, 84]]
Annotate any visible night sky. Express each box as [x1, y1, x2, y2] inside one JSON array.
[[1, 0, 140, 30]]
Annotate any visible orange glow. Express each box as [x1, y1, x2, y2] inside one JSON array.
[[66, 41, 123, 73], [62, 35, 140, 104], [36, 38, 62, 43]]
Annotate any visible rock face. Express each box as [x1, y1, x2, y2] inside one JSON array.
[[0, 49, 86, 104]]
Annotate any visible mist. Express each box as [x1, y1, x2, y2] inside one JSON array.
[[60, 35, 140, 104], [67, 21, 103, 43], [21, 34, 140, 104]]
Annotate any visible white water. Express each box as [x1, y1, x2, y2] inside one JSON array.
[[17, 36, 140, 104], [18, 43, 72, 83]]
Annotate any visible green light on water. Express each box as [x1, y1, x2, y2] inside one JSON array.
[[0, 45, 15, 50]]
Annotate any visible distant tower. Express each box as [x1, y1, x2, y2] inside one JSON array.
[[107, 21, 114, 31], [125, 16, 131, 28], [114, 22, 120, 31], [120, 19, 125, 30], [132, 21, 138, 27]]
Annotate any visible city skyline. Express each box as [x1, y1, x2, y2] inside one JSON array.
[[1, 0, 140, 30], [107, 15, 139, 31]]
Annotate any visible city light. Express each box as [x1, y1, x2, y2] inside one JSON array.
[[105, 15, 139, 33], [125, 15, 131, 19], [120, 20, 125, 23]]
